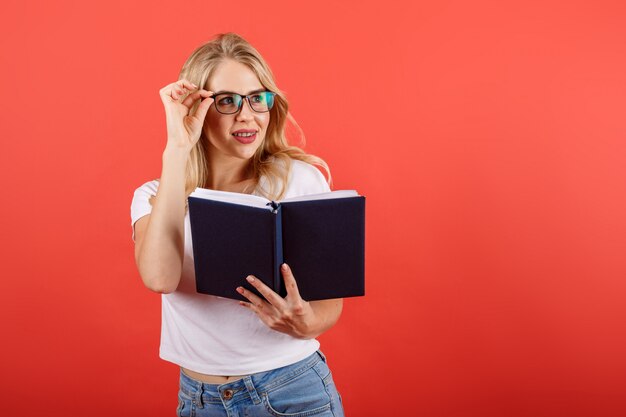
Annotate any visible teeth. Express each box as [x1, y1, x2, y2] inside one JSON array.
[[234, 132, 255, 137]]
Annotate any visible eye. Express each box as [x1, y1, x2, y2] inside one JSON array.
[[250, 94, 264, 103], [219, 96, 234, 105]]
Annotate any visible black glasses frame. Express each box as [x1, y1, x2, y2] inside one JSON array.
[[209, 91, 277, 114]]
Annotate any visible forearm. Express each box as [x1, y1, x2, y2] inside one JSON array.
[[136, 148, 189, 293], [304, 298, 343, 339]]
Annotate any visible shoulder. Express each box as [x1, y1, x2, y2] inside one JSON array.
[[130, 179, 160, 241], [134, 178, 160, 194], [133, 179, 160, 201], [283, 159, 330, 198], [131, 179, 160, 214]]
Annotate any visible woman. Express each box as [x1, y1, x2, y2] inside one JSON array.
[[130, 32, 345, 416]]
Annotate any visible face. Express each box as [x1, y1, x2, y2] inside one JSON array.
[[203, 59, 270, 163]]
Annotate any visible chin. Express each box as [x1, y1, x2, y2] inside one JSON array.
[[232, 139, 263, 158], [230, 146, 261, 161], [234, 152, 257, 161]]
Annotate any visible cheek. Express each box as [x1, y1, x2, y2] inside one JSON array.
[[259, 115, 271, 131], [204, 114, 230, 138]]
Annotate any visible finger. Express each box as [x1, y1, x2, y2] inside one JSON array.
[[173, 85, 190, 100], [236, 285, 270, 311], [193, 91, 215, 120], [182, 89, 213, 109], [280, 263, 303, 300], [238, 300, 258, 313], [160, 81, 195, 102], [177, 79, 198, 90], [169, 86, 186, 101], [181, 91, 203, 108], [245, 275, 286, 308], [160, 80, 195, 95]]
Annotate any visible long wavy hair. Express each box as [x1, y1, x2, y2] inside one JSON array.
[[177, 32, 331, 200]]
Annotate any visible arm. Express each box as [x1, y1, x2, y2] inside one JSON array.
[[134, 79, 214, 293], [134, 150, 188, 293], [237, 263, 344, 339], [307, 298, 344, 339]]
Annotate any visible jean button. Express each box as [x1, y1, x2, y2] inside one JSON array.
[[222, 389, 234, 400]]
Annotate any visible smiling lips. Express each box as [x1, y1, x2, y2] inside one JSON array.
[[232, 129, 257, 144]]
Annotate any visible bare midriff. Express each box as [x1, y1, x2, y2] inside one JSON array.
[[182, 367, 250, 384]]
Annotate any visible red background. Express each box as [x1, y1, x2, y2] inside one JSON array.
[[1, 0, 625, 416]]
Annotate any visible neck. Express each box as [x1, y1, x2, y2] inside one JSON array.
[[205, 153, 254, 192]]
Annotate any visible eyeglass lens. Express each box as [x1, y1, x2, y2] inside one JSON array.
[[214, 92, 275, 114]]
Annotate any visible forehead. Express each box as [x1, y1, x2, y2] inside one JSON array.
[[209, 60, 263, 94]]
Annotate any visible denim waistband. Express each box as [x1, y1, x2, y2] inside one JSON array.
[[178, 350, 328, 406]]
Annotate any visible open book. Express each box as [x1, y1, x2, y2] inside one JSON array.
[[187, 188, 365, 302]]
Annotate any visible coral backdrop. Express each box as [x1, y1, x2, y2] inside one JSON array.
[[1, 0, 625, 416]]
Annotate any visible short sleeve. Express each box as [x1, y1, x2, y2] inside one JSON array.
[[130, 179, 159, 242], [286, 160, 331, 198]]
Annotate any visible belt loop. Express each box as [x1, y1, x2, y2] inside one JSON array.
[[243, 376, 261, 405], [317, 350, 328, 363]]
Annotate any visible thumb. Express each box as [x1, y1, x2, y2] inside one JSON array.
[[193, 92, 214, 122]]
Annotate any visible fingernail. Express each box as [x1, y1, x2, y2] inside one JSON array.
[[281, 263, 288, 271], [246, 275, 255, 282], [236, 287, 244, 293]]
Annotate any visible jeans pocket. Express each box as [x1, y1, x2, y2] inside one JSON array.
[[262, 366, 333, 417], [263, 393, 332, 417]]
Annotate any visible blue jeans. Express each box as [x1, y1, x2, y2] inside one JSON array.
[[176, 350, 345, 417]]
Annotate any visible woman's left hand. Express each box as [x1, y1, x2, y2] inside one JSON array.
[[236, 263, 341, 339]]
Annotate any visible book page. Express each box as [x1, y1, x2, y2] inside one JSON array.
[[188, 187, 271, 209], [281, 190, 360, 203]]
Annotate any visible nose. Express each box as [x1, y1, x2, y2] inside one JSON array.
[[235, 97, 255, 120]]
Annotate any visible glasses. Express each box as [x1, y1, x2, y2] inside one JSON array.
[[209, 91, 276, 114]]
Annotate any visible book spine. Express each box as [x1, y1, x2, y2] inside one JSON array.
[[273, 204, 284, 297]]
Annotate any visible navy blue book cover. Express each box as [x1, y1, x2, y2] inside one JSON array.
[[280, 197, 365, 300], [188, 198, 280, 302], [188, 193, 365, 302]]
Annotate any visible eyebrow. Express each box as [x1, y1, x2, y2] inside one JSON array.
[[213, 88, 266, 95]]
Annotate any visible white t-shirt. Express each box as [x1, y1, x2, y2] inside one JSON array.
[[130, 159, 330, 375]]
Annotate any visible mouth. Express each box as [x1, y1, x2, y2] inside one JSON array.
[[232, 131, 257, 144]]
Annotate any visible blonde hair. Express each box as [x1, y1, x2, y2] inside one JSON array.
[[178, 32, 331, 200]]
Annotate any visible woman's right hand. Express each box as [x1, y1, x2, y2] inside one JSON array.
[[159, 79, 214, 153]]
